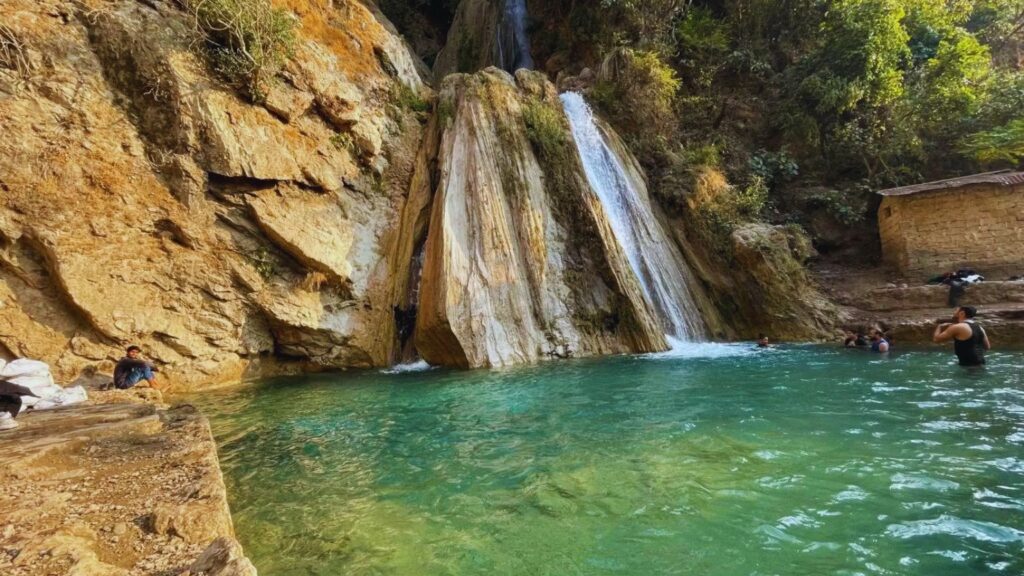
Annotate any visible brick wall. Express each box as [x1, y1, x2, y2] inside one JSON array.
[[878, 184, 1024, 276]]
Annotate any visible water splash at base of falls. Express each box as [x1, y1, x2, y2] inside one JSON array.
[[560, 92, 707, 342]]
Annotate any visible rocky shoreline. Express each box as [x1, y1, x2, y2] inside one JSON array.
[[0, 390, 255, 576]]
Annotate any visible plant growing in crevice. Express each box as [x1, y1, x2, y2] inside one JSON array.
[[436, 99, 455, 127], [330, 132, 356, 154], [0, 23, 33, 83], [180, 0, 297, 102], [298, 270, 329, 292], [522, 99, 568, 163], [391, 82, 430, 114], [249, 245, 277, 280]]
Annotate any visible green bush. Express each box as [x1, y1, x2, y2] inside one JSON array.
[[960, 118, 1024, 165], [249, 246, 276, 280], [691, 176, 768, 259], [680, 142, 721, 169], [590, 49, 680, 161], [391, 82, 431, 114], [183, 0, 297, 102], [749, 149, 799, 189], [806, 188, 867, 226], [523, 100, 569, 161], [330, 132, 355, 154]]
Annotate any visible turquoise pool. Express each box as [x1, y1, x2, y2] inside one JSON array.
[[193, 345, 1024, 575]]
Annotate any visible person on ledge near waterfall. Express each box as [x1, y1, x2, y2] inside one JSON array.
[[933, 306, 991, 366], [113, 346, 160, 390]]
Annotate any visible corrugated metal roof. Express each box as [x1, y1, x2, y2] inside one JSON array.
[[877, 170, 1024, 197]]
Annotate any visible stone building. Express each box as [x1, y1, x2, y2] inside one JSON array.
[[877, 170, 1024, 276]]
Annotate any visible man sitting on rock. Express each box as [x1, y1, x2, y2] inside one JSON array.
[[113, 346, 159, 390]]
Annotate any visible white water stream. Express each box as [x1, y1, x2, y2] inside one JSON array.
[[560, 92, 707, 341], [496, 0, 533, 72]]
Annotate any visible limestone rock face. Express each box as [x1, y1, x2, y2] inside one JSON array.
[[727, 223, 836, 340], [0, 0, 429, 389], [433, 0, 534, 78], [406, 69, 667, 368], [433, 0, 505, 77]]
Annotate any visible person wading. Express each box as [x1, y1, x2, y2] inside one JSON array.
[[932, 306, 991, 366]]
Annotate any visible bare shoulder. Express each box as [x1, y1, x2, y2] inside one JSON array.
[[954, 323, 974, 339]]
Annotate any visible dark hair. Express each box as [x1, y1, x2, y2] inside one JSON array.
[[757, 333, 767, 339], [127, 345, 142, 353], [959, 306, 977, 319]]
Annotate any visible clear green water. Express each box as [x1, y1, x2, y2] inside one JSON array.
[[192, 345, 1024, 575]]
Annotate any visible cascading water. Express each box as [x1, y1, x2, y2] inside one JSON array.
[[496, 0, 533, 72], [560, 92, 707, 342]]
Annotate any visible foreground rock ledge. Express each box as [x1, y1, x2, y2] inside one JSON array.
[[0, 401, 255, 575]]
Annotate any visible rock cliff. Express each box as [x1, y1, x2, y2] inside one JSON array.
[[0, 0, 430, 389], [1, 0, 843, 391]]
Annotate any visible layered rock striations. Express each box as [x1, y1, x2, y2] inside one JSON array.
[[400, 69, 669, 368]]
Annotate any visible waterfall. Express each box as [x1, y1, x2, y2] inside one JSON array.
[[560, 92, 707, 342], [496, 0, 533, 72]]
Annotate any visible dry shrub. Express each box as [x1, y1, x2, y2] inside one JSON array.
[[0, 23, 33, 80], [180, 0, 297, 102], [299, 270, 329, 292]]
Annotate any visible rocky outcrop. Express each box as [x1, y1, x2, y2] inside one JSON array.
[[727, 223, 837, 340], [820, 270, 1024, 347], [0, 0, 851, 389], [401, 68, 668, 368], [657, 166, 837, 342], [0, 0, 430, 389], [0, 403, 252, 575]]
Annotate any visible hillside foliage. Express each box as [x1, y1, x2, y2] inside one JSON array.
[[543, 0, 1023, 241]]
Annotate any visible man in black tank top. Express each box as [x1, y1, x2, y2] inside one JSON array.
[[933, 306, 991, 366]]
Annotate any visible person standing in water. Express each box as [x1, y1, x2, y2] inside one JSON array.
[[867, 328, 890, 353], [756, 334, 770, 348], [932, 306, 991, 366]]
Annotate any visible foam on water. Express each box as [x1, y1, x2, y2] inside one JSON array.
[[647, 336, 762, 359], [380, 360, 434, 374]]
